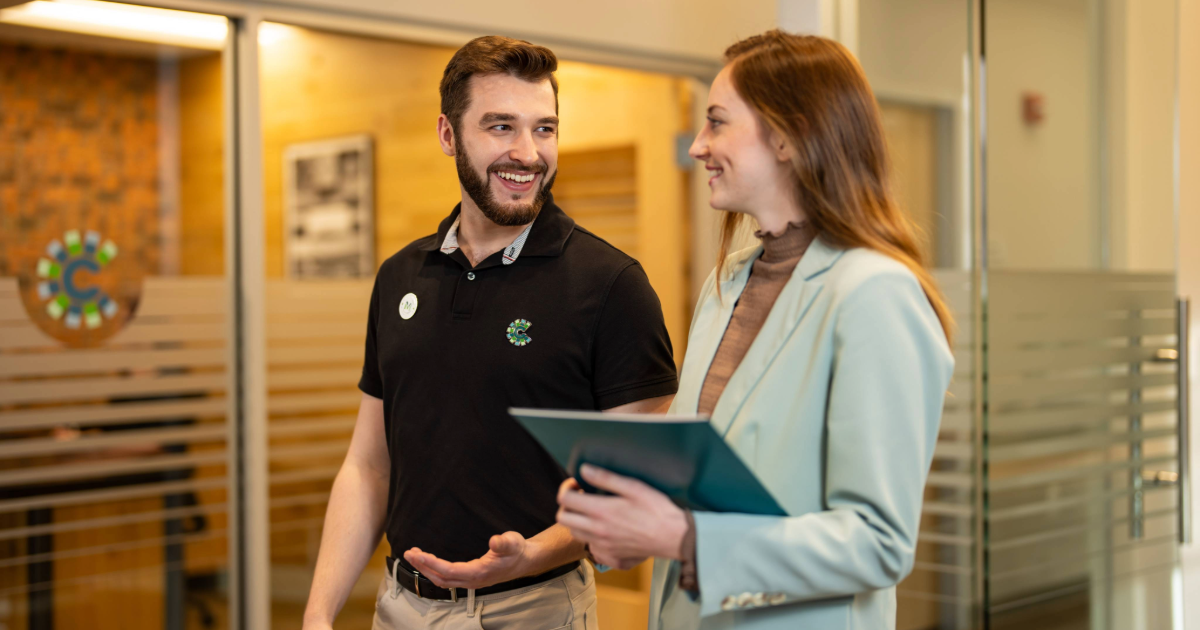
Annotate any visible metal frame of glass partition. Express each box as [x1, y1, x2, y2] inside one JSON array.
[[968, 1, 988, 627]]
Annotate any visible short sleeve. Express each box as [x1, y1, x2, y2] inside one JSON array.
[[358, 276, 383, 399], [591, 263, 678, 409]]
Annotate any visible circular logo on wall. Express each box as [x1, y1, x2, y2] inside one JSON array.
[[18, 229, 143, 347]]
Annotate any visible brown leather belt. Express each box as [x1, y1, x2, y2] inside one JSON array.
[[385, 556, 580, 602]]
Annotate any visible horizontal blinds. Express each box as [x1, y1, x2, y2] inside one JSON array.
[[896, 269, 979, 629], [265, 280, 370, 578], [0, 276, 232, 598], [985, 271, 1179, 607]]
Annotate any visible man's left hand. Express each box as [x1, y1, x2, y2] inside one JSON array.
[[404, 531, 529, 590]]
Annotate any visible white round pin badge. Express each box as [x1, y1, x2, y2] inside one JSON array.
[[398, 293, 418, 320]]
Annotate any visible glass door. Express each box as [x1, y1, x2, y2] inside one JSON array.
[[981, 0, 1185, 628], [0, 2, 238, 629]]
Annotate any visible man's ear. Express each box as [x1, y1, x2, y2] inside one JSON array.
[[437, 114, 456, 157]]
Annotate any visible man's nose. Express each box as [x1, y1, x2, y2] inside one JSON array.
[[509, 129, 538, 165]]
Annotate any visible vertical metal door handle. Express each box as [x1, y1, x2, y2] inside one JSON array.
[[1179, 298, 1191, 545]]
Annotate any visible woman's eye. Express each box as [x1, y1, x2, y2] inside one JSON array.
[[707, 117, 722, 128]]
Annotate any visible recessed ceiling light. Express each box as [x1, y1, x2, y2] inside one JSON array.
[[0, 0, 227, 50]]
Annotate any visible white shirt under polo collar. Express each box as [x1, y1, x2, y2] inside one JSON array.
[[438, 217, 534, 265]]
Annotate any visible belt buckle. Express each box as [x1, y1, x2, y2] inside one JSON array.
[[413, 569, 457, 602]]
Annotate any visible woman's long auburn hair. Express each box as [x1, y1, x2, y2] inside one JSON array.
[[716, 30, 954, 343]]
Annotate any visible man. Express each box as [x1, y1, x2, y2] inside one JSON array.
[[302, 36, 678, 630]]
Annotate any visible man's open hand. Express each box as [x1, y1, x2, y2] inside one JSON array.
[[403, 531, 530, 590]]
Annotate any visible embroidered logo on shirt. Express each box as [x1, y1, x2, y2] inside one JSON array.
[[506, 319, 532, 346]]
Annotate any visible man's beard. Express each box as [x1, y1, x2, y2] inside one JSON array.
[[455, 137, 557, 227]]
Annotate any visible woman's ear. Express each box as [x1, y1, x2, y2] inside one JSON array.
[[769, 128, 792, 163]]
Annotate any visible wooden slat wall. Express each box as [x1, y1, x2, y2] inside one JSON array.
[[554, 146, 639, 260]]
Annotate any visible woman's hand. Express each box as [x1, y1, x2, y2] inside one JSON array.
[[556, 464, 689, 570]]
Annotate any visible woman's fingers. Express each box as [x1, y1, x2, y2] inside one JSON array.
[[579, 464, 651, 497], [556, 508, 604, 539], [556, 485, 616, 514], [557, 477, 582, 501]]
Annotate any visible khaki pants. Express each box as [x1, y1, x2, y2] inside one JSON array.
[[373, 562, 598, 630]]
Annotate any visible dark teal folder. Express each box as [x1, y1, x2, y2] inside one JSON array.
[[510, 408, 786, 516]]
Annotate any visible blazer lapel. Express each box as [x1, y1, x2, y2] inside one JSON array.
[[707, 237, 845, 436], [674, 246, 761, 416]]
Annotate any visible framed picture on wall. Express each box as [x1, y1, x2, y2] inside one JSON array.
[[283, 134, 374, 278]]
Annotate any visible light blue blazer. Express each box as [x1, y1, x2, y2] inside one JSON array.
[[649, 237, 954, 630]]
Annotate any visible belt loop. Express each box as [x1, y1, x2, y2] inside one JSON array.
[[389, 558, 400, 599], [466, 588, 476, 617]]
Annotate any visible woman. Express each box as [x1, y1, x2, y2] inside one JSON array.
[[555, 30, 955, 630]]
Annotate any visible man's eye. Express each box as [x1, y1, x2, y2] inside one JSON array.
[[492, 125, 512, 131], [537, 126, 556, 133]]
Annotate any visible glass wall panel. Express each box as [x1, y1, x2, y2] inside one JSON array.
[[0, 2, 233, 629], [983, 0, 1182, 628]]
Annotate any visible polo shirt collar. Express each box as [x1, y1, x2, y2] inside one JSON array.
[[422, 195, 576, 262], [439, 216, 533, 265]]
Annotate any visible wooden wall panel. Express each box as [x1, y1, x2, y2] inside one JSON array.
[[258, 25, 459, 278], [178, 53, 225, 277], [879, 101, 939, 265], [554, 146, 638, 258]]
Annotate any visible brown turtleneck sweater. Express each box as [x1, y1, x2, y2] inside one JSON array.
[[697, 220, 817, 416], [678, 220, 815, 594]]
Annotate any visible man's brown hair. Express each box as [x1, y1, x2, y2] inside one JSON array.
[[440, 35, 559, 133]]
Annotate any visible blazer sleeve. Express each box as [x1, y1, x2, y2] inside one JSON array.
[[691, 270, 955, 617]]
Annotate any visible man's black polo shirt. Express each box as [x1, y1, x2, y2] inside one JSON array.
[[359, 197, 678, 563]]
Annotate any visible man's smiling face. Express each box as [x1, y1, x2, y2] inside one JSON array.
[[452, 72, 559, 226]]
